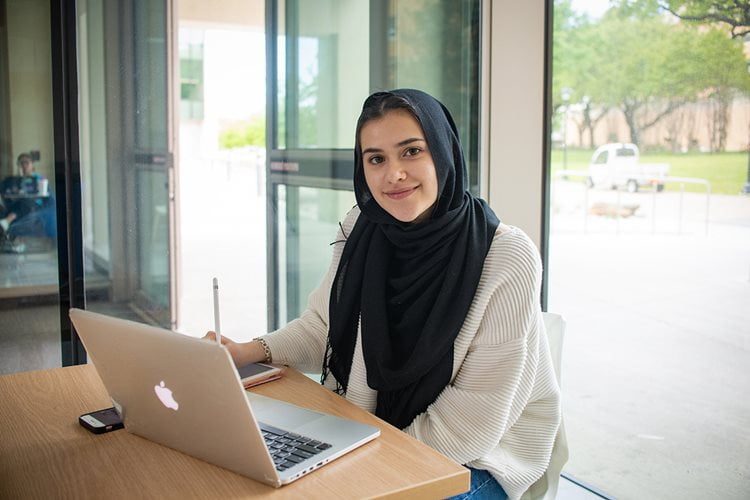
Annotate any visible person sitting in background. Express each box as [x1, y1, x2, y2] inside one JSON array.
[[0, 153, 55, 252]]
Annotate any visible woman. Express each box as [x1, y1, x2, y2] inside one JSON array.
[[211, 89, 561, 499]]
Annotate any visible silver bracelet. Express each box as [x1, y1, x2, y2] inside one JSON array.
[[257, 338, 272, 364]]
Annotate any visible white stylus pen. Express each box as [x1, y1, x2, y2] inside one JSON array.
[[212, 277, 221, 345]]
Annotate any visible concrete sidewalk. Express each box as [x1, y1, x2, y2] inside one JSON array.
[[548, 182, 750, 499]]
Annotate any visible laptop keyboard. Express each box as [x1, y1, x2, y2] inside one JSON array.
[[259, 423, 333, 472]]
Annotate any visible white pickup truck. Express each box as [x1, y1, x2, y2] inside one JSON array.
[[587, 143, 669, 193]]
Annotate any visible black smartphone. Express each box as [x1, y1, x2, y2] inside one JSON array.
[[79, 407, 124, 434]]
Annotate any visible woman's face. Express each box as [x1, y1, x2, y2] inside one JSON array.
[[360, 109, 439, 223]]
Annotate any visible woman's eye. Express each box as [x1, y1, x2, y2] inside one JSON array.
[[404, 147, 421, 157], [367, 155, 385, 165]]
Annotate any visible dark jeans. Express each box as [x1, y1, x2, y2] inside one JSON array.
[[445, 467, 507, 499], [3, 197, 56, 239]]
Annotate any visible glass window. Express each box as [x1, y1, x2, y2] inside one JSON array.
[[274, 0, 481, 165], [77, 0, 171, 327], [0, 0, 61, 375], [275, 0, 371, 150], [179, 29, 205, 120], [386, 0, 482, 192], [270, 0, 483, 326], [81, 0, 268, 342], [175, 0, 267, 340], [550, 2, 750, 497], [275, 184, 355, 325], [616, 146, 635, 157]]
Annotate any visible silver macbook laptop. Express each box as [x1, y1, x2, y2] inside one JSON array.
[[69, 308, 380, 487]]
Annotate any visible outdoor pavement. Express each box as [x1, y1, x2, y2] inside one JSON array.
[[549, 180, 750, 499], [176, 151, 268, 343]]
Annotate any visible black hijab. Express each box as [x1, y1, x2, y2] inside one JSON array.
[[323, 89, 499, 429]]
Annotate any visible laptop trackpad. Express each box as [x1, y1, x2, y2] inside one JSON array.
[[246, 392, 326, 431]]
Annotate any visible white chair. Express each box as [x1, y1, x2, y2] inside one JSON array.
[[523, 312, 569, 500]]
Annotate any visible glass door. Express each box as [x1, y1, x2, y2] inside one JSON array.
[[77, 0, 173, 328], [132, 1, 172, 325], [266, 0, 482, 328], [0, 0, 62, 374]]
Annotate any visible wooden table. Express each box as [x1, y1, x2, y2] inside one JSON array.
[[0, 365, 469, 499]]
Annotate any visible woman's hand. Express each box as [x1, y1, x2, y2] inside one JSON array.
[[203, 332, 267, 367]]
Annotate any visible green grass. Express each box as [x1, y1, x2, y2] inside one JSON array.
[[550, 148, 748, 195]]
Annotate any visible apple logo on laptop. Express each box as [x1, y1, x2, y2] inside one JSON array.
[[154, 381, 179, 410]]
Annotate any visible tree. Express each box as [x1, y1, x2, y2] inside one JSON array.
[[219, 116, 265, 149], [591, 13, 706, 146], [576, 99, 611, 149], [616, 0, 750, 36], [554, 0, 610, 146], [562, 3, 750, 148], [562, 21, 612, 148], [696, 28, 750, 151], [555, 2, 703, 147], [659, 0, 750, 38], [652, 0, 750, 189], [557, 1, 750, 150], [552, 0, 584, 114]]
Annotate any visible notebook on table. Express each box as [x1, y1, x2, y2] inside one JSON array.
[[69, 308, 380, 487]]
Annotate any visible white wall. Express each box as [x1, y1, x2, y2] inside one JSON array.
[[487, 1, 547, 247], [6, 0, 54, 178], [77, 0, 111, 263]]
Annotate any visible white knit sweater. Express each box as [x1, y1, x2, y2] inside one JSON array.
[[263, 208, 561, 499]]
